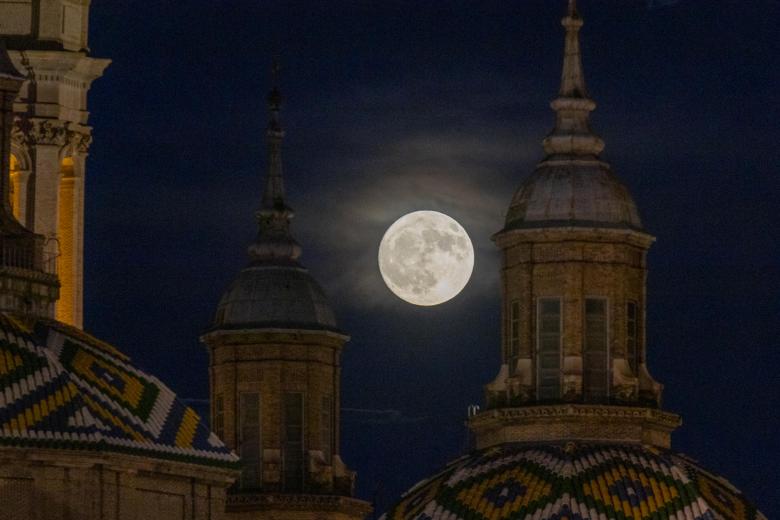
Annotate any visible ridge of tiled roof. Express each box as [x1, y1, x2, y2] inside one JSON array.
[[381, 443, 765, 520], [0, 313, 238, 468]]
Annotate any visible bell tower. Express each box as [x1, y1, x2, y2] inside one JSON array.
[[473, 0, 680, 449], [0, 0, 110, 328], [202, 66, 371, 520]]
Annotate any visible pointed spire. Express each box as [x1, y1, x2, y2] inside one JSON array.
[[262, 58, 287, 211], [248, 59, 302, 265], [542, 0, 605, 159], [559, 0, 587, 98]]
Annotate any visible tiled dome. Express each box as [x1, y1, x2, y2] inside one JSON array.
[[0, 313, 237, 467], [382, 443, 765, 520]]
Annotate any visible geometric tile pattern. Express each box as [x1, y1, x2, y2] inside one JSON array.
[[0, 314, 238, 467], [381, 443, 765, 520]]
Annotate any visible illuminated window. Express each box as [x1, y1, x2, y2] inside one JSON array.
[[627, 301, 638, 373], [537, 299, 561, 401], [283, 393, 305, 491], [584, 298, 609, 402], [239, 392, 261, 489], [509, 300, 520, 375], [321, 395, 332, 463]]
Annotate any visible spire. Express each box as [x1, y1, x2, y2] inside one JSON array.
[[542, 0, 605, 159], [262, 58, 286, 211], [247, 59, 302, 265], [560, 0, 586, 98]]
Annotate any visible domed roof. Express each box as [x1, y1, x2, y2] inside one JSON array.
[[500, 0, 645, 235], [382, 443, 765, 520], [503, 161, 643, 232], [212, 264, 338, 331], [0, 313, 238, 467], [209, 72, 341, 334]]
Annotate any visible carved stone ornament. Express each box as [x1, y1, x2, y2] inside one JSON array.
[[14, 118, 70, 146], [68, 130, 92, 154], [11, 116, 28, 147]]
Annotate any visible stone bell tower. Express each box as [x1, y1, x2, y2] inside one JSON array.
[[0, 45, 59, 318], [201, 67, 371, 520], [0, 0, 109, 328], [474, 0, 680, 449]]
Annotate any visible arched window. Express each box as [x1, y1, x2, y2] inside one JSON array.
[[537, 298, 562, 401], [584, 298, 609, 402]]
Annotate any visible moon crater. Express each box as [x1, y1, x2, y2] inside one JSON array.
[[378, 211, 474, 306]]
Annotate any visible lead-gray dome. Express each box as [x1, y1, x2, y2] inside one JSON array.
[[499, 0, 645, 235], [210, 78, 340, 333], [504, 160, 643, 231], [213, 264, 338, 331]]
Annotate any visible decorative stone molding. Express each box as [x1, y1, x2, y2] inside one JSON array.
[[28, 119, 69, 146], [13, 118, 68, 146], [12, 117, 92, 154], [469, 404, 682, 450], [226, 492, 372, 517], [67, 129, 92, 154], [10, 116, 27, 147]]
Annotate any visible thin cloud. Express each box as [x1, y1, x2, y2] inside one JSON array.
[[298, 129, 539, 308]]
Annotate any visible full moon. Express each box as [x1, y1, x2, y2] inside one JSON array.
[[378, 211, 474, 306]]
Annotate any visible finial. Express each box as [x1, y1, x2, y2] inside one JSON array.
[[267, 58, 283, 131], [271, 57, 281, 87], [542, 0, 605, 159], [248, 58, 302, 265]]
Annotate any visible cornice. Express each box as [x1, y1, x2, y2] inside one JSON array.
[[473, 404, 681, 426], [11, 117, 92, 151], [469, 404, 682, 450], [226, 492, 372, 516]]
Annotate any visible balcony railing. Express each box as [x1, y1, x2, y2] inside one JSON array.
[[0, 237, 57, 275]]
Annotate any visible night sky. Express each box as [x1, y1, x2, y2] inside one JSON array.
[[82, 0, 777, 515]]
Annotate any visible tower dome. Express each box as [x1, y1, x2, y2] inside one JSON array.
[[383, 443, 764, 520], [201, 65, 369, 520], [213, 266, 337, 331], [502, 0, 642, 233], [210, 68, 339, 333], [383, 2, 765, 519], [504, 161, 643, 232]]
